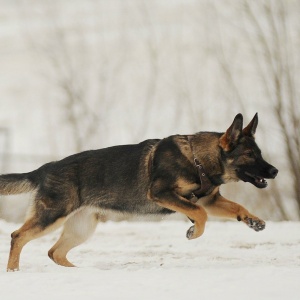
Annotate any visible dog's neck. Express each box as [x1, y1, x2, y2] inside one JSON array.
[[188, 133, 224, 186]]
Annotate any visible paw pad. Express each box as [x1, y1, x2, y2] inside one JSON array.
[[186, 225, 195, 240], [245, 217, 265, 232]]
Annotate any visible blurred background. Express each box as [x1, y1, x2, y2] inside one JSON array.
[[0, 0, 299, 222]]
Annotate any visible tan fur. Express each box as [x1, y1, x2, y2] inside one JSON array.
[[7, 216, 66, 271], [174, 178, 200, 196], [203, 193, 265, 228], [154, 197, 208, 239]]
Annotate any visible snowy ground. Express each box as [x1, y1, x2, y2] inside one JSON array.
[[0, 219, 299, 300]]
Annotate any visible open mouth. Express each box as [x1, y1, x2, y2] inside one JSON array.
[[245, 172, 268, 188]]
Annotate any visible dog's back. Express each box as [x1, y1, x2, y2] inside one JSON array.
[[0, 138, 169, 216]]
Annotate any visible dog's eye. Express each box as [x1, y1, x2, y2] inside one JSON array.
[[245, 152, 254, 158]]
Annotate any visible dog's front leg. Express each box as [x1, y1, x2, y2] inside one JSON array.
[[203, 192, 265, 232], [148, 183, 207, 239]]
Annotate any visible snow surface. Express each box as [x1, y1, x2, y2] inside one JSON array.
[[0, 219, 299, 300]]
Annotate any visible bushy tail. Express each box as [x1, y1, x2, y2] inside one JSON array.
[[0, 173, 36, 196]]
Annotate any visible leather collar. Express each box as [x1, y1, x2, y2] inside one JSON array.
[[187, 135, 215, 201]]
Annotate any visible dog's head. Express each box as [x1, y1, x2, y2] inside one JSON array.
[[219, 113, 278, 188]]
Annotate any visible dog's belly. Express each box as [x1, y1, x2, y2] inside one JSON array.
[[92, 193, 174, 215]]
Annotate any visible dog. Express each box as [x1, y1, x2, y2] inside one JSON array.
[[0, 113, 278, 271]]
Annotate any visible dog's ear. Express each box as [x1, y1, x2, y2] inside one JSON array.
[[243, 113, 258, 138], [219, 113, 243, 151]]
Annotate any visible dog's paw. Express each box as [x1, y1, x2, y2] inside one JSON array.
[[244, 217, 265, 232], [186, 225, 195, 240]]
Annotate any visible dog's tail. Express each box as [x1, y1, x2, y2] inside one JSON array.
[[0, 173, 36, 195]]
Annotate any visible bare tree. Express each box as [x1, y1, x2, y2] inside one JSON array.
[[201, 0, 299, 220], [241, 0, 300, 218], [10, 0, 298, 222], [0, 128, 11, 173], [25, 2, 131, 153]]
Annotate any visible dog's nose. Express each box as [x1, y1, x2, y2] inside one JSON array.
[[269, 167, 278, 178]]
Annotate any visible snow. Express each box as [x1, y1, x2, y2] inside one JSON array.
[[0, 219, 299, 300]]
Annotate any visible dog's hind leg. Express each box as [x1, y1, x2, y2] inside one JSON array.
[[7, 215, 66, 271], [48, 208, 99, 267]]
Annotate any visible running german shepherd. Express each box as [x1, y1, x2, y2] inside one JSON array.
[[0, 113, 278, 271]]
